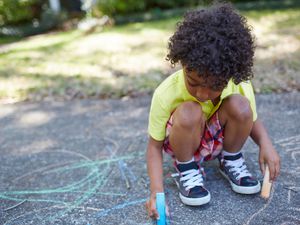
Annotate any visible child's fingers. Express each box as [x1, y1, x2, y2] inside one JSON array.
[[259, 162, 265, 175], [268, 163, 276, 181], [145, 201, 153, 217], [272, 161, 280, 181], [275, 160, 280, 179], [151, 207, 159, 219], [275, 157, 280, 180], [146, 199, 159, 219]]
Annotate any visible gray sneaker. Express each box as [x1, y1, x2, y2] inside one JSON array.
[[219, 153, 261, 194], [172, 161, 210, 206]]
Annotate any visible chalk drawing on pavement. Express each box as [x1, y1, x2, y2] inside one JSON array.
[[1, 136, 146, 224]]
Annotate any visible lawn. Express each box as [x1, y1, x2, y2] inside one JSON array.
[[0, 1, 299, 103]]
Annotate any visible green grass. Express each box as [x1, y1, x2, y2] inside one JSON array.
[[0, 1, 300, 103], [0, 36, 22, 45]]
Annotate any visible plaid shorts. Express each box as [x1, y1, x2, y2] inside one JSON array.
[[163, 112, 224, 163]]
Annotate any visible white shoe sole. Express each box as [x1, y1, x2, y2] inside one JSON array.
[[219, 169, 261, 194], [179, 192, 211, 206]]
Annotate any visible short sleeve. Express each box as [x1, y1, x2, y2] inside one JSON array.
[[240, 81, 257, 121], [148, 90, 170, 141]]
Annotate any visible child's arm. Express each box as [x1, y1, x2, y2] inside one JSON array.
[[250, 118, 280, 181], [145, 136, 164, 219]]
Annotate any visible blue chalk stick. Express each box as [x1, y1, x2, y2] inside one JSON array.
[[156, 193, 166, 225]]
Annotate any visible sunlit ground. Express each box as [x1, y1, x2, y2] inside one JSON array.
[[0, 7, 299, 103], [246, 9, 300, 93]]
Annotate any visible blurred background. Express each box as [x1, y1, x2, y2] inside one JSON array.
[[0, 0, 299, 103]]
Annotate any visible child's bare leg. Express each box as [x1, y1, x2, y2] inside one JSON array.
[[217, 94, 260, 194], [218, 94, 253, 152], [168, 101, 210, 206], [168, 101, 205, 161]]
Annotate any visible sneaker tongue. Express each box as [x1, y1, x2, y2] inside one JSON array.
[[223, 152, 243, 161], [176, 161, 198, 173]]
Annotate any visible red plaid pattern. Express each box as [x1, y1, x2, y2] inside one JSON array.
[[163, 112, 224, 162]]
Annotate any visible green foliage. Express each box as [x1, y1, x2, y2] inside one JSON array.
[[96, 0, 202, 16], [145, 0, 200, 9], [95, 0, 298, 17], [0, 3, 299, 101], [96, 0, 146, 16], [0, 0, 42, 26], [0, 9, 60, 37]]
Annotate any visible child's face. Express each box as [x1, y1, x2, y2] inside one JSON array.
[[183, 68, 223, 102]]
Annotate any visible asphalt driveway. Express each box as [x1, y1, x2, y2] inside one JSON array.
[[0, 93, 299, 225]]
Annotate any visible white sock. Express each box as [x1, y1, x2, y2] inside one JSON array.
[[176, 157, 194, 165], [222, 150, 242, 157]]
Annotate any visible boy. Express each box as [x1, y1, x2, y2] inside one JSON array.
[[145, 3, 281, 218]]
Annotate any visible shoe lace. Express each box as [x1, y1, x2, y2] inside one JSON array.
[[172, 168, 204, 191], [225, 158, 252, 180]]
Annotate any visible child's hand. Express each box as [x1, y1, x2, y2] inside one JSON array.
[[259, 144, 280, 181], [145, 192, 169, 220], [145, 192, 158, 219]]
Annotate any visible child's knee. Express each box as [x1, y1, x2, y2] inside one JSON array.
[[222, 95, 253, 122], [173, 101, 204, 129]]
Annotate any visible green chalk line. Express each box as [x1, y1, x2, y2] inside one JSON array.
[[1, 150, 142, 223]]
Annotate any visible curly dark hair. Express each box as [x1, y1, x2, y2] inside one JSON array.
[[166, 3, 255, 89]]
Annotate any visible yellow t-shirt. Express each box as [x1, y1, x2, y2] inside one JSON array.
[[148, 69, 257, 141]]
